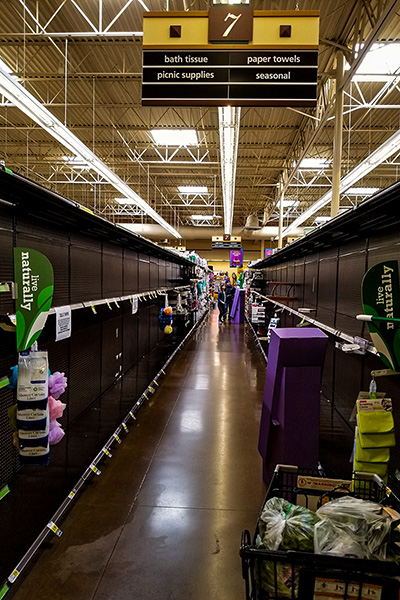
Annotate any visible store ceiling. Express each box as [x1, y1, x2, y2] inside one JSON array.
[[0, 0, 399, 243]]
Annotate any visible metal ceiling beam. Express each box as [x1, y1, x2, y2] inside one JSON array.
[[12, 0, 145, 39], [0, 122, 299, 130], [18, 74, 142, 80], [0, 37, 143, 44], [0, 138, 393, 152], [4, 158, 398, 180], [1, 122, 397, 134]]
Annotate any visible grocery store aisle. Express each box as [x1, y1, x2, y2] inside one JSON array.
[[9, 310, 267, 600]]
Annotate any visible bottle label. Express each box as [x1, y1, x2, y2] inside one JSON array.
[[17, 408, 47, 421], [17, 383, 47, 401], [18, 445, 49, 456]]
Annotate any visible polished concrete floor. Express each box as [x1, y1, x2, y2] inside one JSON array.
[[9, 311, 267, 600]]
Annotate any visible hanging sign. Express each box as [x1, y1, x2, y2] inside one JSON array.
[[212, 235, 242, 250], [14, 248, 54, 352], [361, 260, 400, 371], [142, 10, 319, 107], [230, 249, 243, 267], [142, 49, 318, 106], [212, 241, 242, 250]]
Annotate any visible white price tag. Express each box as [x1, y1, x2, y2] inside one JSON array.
[[55, 305, 71, 341]]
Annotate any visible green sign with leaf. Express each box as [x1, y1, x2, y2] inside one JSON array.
[[14, 248, 54, 351], [361, 260, 400, 371]]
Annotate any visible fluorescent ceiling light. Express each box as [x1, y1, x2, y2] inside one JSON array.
[[281, 127, 400, 239], [0, 58, 20, 81], [218, 106, 241, 235], [345, 187, 379, 195], [298, 158, 331, 170], [354, 74, 399, 82], [280, 200, 299, 208], [352, 43, 400, 82], [0, 61, 179, 238], [191, 214, 221, 220], [0, 58, 12, 74], [63, 155, 84, 162], [151, 129, 198, 146], [63, 155, 90, 168], [178, 186, 208, 194], [314, 216, 332, 224], [115, 197, 136, 205], [213, 0, 249, 4]]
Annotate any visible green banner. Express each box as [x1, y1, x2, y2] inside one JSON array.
[[361, 260, 400, 371], [14, 248, 54, 352]]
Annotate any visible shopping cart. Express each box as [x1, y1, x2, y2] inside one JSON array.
[[240, 465, 400, 600]]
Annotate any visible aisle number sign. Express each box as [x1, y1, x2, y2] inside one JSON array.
[[142, 10, 319, 107], [208, 5, 253, 43], [212, 235, 241, 250]]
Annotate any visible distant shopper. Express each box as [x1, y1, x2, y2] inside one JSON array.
[[224, 271, 230, 284], [225, 281, 235, 320], [218, 284, 227, 323]]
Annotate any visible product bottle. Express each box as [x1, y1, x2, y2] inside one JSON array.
[[369, 378, 377, 399], [16, 349, 50, 465]]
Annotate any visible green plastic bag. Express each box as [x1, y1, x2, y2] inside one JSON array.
[[257, 497, 320, 552]]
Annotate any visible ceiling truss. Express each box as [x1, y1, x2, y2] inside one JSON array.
[[0, 0, 398, 239]]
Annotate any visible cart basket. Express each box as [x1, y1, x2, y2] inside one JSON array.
[[240, 465, 400, 600]]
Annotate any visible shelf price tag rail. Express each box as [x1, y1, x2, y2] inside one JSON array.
[[245, 313, 268, 364], [250, 291, 378, 356], [2, 285, 194, 320], [1, 307, 209, 597]]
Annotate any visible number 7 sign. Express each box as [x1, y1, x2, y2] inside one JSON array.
[[223, 13, 242, 38], [208, 5, 253, 43]]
